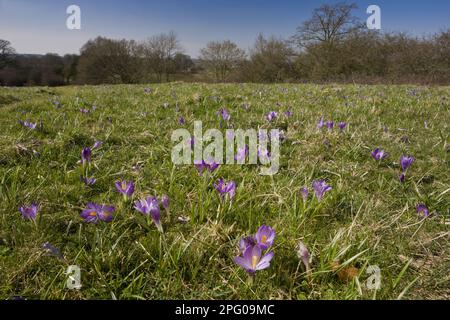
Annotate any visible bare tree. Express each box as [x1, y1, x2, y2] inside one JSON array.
[[0, 39, 16, 69], [199, 40, 245, 82], [142, 31, 183, 82], [77, 37, 142, 84], [292, 2, 363, 47], [241, 34, 295, 82]]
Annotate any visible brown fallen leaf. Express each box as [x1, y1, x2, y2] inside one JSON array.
[[331, 261, 359, 282]]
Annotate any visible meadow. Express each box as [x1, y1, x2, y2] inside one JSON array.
[[0, 83, 448, 300]]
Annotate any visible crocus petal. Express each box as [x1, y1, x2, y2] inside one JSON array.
[[234, 256, 253, 271], [255, 251, 274, 271]]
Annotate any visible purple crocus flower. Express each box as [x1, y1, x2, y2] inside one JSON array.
[[284, 110, 293, 117], [178, 117, 186, 125], [255, 225, 276, 250], [400, 156, 414, 172], [399, 173, 406, 183], [134, 196, 163, 232], [194, 159, 207, 173], [300, 187, 309, 202], [80, 176, 96, 186], [238, 236, 257, 253], [266, 111, 278, 122], [194, 159, 219, 174], [79, 108, 90, 114], [371, 148, 389, 161], [317, 117, 325, 129], [92, 141, 103, 149], [214, 179, 236, 201], [207, 161, 219, 172], [217, 108, 230, 121], [326, 121, 334, 129], [312, 179, 332, 201], [42, 242, 63, 259], [258, 147, 271, 162], [235, 145, 249, 162], [161, 195, 169, 210], [81, 147, 92, 165], [19, 120, 37, 130], [51, 99, 62, 108], [144, 87, 152, 93], [80, 203, 115, 223], [416, 204, 429, 218], [297, 241, 311, 271], [234, 245, 274, 274], [19, 203, 39, 220], [338, 122, 347, 130], [115, 180, 135, 199]]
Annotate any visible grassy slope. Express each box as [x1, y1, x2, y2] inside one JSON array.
[[0, 83, 448, 299]]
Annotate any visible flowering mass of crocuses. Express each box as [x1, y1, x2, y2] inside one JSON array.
[[234, 225, 276, 274], [11, 83, 442, 300]]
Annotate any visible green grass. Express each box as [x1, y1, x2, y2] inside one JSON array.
[[0, 83, 448, 300]]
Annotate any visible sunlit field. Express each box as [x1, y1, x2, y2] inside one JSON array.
[[0, 83, 448, 299]]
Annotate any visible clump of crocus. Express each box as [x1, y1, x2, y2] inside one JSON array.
[[214, 179, 236, 201], [254, 225, 276, 250], [194, 159, 219, 174], [266, 111, 278, 122], [300, 186, 309, 202], [161, 195, 169, 210], [217, 108, 230, 121], [80, 176, 96, 186], [19, 120, 37, 130], [51, 99, 62, 108], [161, 194, 170, 218], [399, 155, 415, 183], [234, 225, 275, 275], [115, 180, 135, 200], [258, 147, 271, 163], [338, 122, 347, 130], [416, 204, 429, 218], [134, 196, 163, 232], [42, 242, 64, 260], [326, 121, 334, 129], [235, 145, 249, 162], [19, 203, 39, 220], [317, 117, 325, 129], [284, 110, 293, 117], [371, 148, 389, 161], [80, 203, 115, 223], [81, 147, 92, 165], [312, 179, 332, 201], [297, 241, 311, 273], [92, 140, 103, 149], [400, 156, 414, 172]]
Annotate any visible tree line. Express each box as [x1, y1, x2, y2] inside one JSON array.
[[1, 3, 449, 86]]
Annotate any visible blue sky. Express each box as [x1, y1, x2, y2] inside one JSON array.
[[0, 0, 449, 57]]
